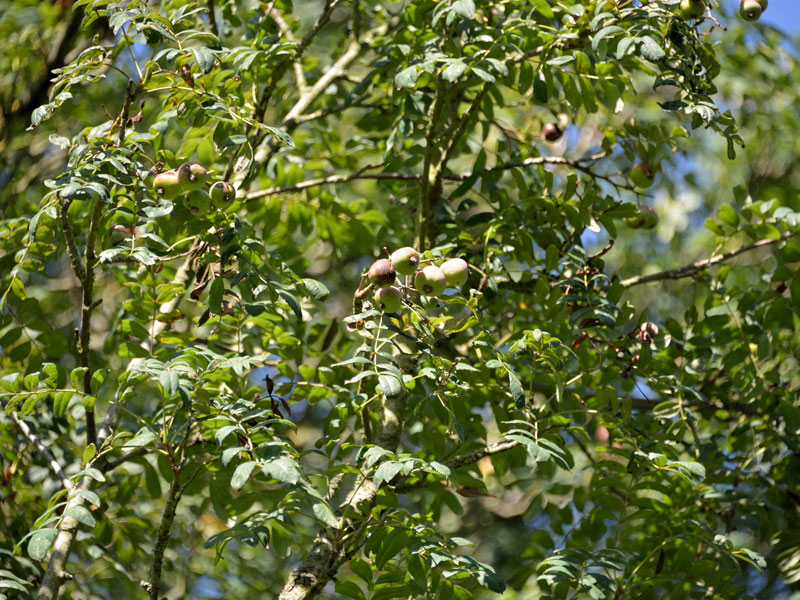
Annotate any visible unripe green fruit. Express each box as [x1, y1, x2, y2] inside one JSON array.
[[680, 0, 705, 19], [625, 205, 658, 230], [542, 123, 563, 142], [209, 181, 235, 210], [415, 265, 447, 297], [177, 162, 208, 191], [440, 258, 469, 288], [368, 259, 396, 288], [182, 191, 211, 216], [153, 170, 182, 199], [390, 247, 420, 275], [375, 286, 403, 313], [629, 162, 655, 189], [640, 205, 658, 230], [739, 0, 762, 20]]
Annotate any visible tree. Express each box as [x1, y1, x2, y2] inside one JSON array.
[[1, 0, 799, 598]]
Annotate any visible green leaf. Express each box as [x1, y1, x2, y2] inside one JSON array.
[[27, 528, 57, 560], [301, 278, 330, 301], [261, 456, 301, 485], [442, 60, 467, 82], [717, 204, 740, 228], [452, 0, 476, 18], [231, 461, 258, 491], [395, 66, 419, 88], [209, 277, 224, 313], [192, 46, 216, 73], [374, 460, 404, 487], [378, 374, 404, 399], [639, 36, 665, 62], [82, 444, 96, 467], [506, 366, 525, 408], [312, 501, 339, 528], [53, 391, 73, 418], [64, 505, 97, 528], [42, 363, 58, 388], [335, 580, 366, 600]]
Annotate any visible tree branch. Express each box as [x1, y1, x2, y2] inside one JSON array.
[[416, 78, 450, 250], [253, 0, 343, 125], [79, 197, 105, 447], [278, 384, 408, 599], [11, 411, 73, 492], [272, 11, 307, 93], [0, 6, 83, 140], [227, 0, 344, 180], [620, 232, 796, 288], [36, 242, 201, 600], [142, 460, 185, 599], [244, 154, 611, 201], [206, 0, 219, 38], [394, 438, 521, 494]]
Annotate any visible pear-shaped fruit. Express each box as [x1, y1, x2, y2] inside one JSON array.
[[375, 286, 403, 313], [177, 162, 208, 191], [390, 247, 420, 275], [414, 265, 447, 297], [640, 205, 658, 230], [440, 258, 469, 288], [680, 0, 705, 19], [182, 191, 211, 216], [368, 259, 396, 288], [542, 123, 563, 142], [739, 0, 762, 20], [629, 162, 655, 189], [153, 170, 182, 199], [624, 205, 658, 230], [209, 181, 235, 210]]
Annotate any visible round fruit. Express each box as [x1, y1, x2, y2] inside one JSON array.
[[390, 247, 420, 275], [209, 181, 235, 210], [177, 162, 208, 191], [680, 0, 705, 19], [414, 265, 447, 297], [542, 123, 563, 142], [440, 258, 469, 288], [629, 162, 655, 189], [153, 170, 182, 199], [624, 205, 658, 230], [182, 191, 211, 216], [640, 205, 658, 230], [739, 0, 762, 20], [368, 259, 396, 288], [375, 286, 403, 313]]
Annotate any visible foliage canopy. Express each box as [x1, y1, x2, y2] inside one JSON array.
[[1, 1, 800, 599]]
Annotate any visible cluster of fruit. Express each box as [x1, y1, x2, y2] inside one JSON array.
[[677, 0, 767, 21], [366, 247, 470, 313], [152, 162, 236, 215]]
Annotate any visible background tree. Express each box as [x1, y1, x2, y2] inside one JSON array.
[[1, 0, 799, 599]]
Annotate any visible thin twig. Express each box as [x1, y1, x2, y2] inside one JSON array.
[[206, 0, 219, 38], [79, 197, 105, 447], [101, 447, 151, 472], [11, 412, 73, 491], [272, 11, 307, 93], [620, 232, 796, 288], [245, 153, 612, 201]]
